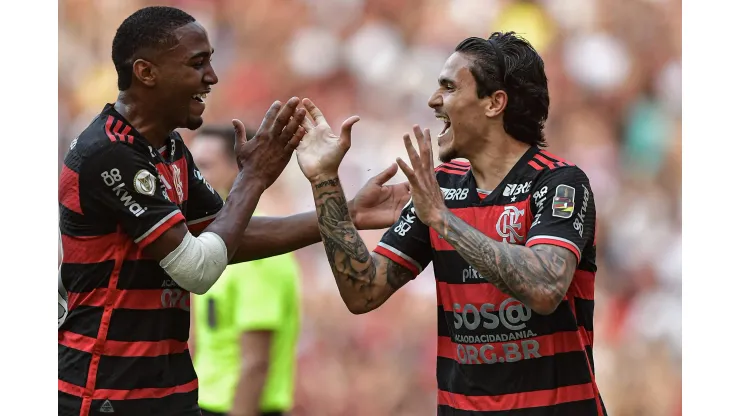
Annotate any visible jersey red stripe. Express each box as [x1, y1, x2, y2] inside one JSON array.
[[104, 116, 117, 143], [67, 287, 191, 310], [136, 211, 186, 248], [436, 281, 521, 308], [60, 378, 198, 401], [373, 245, 421, 275], [540, 150, 574, 166], [60, 166, 83, 215], [447, 160, 471, 168], [112, 120, 123, 136], [526, 236, 581, 262], [533, 154, 556, 170], [528, 160, 544, 171], [437, 330, 588, 364], [437, 381, 595, 412], [59, 379, 85, 397], [119, 125, 133, 143], [430, 203, 531, 252], [59, 330, 188, 357], [61, 233, 124, 264], [435, 166, 468, 175], [80, 239, 131, 416], [569, 270, 595, 301], [94, 379, 198, 401]]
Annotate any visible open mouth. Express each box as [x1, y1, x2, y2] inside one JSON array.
[[436, 114, 451, 137], [192, 92, 208, 103]]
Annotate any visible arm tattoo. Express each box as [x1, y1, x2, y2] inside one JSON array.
[[438, 211, 577, 313], [313, 178, 378, 309], [385, 258, 414, 290]]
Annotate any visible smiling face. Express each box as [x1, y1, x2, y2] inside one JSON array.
[[143, 22, 219, 131], [428, 52, 495, 163]]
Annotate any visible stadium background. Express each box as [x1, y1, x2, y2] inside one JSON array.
[[58, 0, 682, 415]]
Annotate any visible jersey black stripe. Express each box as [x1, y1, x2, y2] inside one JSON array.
[[118, 260, 172, 290], [61, 261, 114, 293], [437, 398, 600, 416], [92, 392, 200, 416], [96, 352, 195, 389], [437, 351, 593, 397], [59, 344, 92, 387], [61, 305, 103, 337], [574, 298, 594, 331], [59, 204, 117, 237], [437, 302, 578, 339], [106, 308, 189, 342]]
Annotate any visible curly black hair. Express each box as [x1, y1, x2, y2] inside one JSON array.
[[455, 32, 550, 147], [111, 6, 195, 91]]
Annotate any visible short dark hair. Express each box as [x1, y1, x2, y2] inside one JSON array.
[[455, 32, 550, 147], [112, 6, 196, 91], [195, 125, 257, 158]]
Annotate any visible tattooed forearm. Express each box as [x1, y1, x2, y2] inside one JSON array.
[[437, 210, 577, 314], [312, 177, 379, 311], [314, 178, 340, 189]]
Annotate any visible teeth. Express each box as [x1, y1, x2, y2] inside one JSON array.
[[192, 93, 208, 101], [436, 115, 449, 122]]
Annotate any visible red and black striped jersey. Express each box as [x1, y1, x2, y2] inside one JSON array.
[[374, 146, 606, 416], [58, 104, 224, 416]]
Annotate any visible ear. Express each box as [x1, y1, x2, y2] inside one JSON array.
[[484, 90, 508, 118], [132, 58, 157, 88]]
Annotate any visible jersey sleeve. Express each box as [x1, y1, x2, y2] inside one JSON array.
[[372, 199, 433, 276], [182, 146, 224, 234], [527, 166, 596, 263], [233, 254, 298, 331], [81, 144, 185, 248]]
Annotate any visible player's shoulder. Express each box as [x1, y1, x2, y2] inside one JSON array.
[[63, 104, 146, 172], [527, 148, 590, 185], [434, 160, 471, 184]]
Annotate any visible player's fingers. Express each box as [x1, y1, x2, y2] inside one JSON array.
[[423, 128, 434, 167], [272, 97, 301, 133], [300, 115, 315, 132], [256, 101, 282, 136], [403, 133, 422, 170], [286, 126, 306, 152], [339, 116, 360, 148], [396, 157, 417, 184], [279, 108, 307, 144], [412, 125, 429, 168], [371, 163, 399, 186], [232, 119, 247, 147], [302, 98, 327, 125]]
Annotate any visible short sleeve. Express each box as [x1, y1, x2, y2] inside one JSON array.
[[182, 146, 224, 234], [373, 200, 433, 276], [233, 254, 298, 331], [81, 144, 185, 248], [527, 166, 596, 263]]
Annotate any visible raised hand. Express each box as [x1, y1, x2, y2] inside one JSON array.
[[351, 164, 411, 230], [234, 97, 307, 189], [395, 125, 448, 228], [295, 98, 360, 182]]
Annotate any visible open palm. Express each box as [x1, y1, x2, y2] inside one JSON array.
[[296, 98, 360, 181]]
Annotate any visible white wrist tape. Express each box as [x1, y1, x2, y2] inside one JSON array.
[[159, 231, 228, 295]]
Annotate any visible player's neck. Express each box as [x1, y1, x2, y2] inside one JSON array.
[[467, 133, 531, 191], [114, 93, 172, 149]]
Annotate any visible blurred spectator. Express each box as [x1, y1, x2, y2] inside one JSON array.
[[59, 0, 682, 414]]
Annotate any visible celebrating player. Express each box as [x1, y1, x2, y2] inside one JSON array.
[[58, 6, 409, 416], [296, 32, 606, 415]]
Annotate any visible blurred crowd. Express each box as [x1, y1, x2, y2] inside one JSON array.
[[59, 0, 682, 414]]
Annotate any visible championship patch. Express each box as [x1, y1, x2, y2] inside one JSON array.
[[552, 184, 576, 218], [133, 169, 157, 196]]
